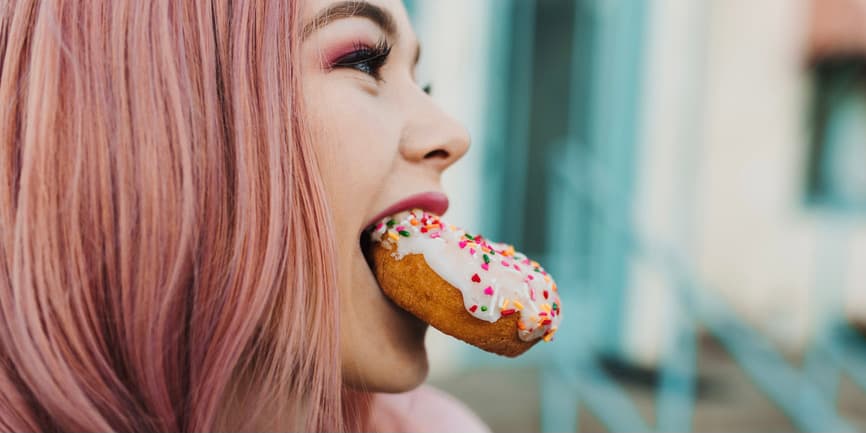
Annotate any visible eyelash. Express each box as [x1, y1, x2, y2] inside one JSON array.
[[331, 39, 433, 95], [331, 39, 393, 81]]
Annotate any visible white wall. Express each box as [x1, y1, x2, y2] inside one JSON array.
[[629, 0, 866, 363]]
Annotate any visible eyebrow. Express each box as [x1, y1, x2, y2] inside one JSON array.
[[302, 1, 422, 66], [302, 1, 398, 40]]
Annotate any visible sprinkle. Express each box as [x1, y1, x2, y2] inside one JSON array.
[[541, 319, 552, 326], [489, 250, 496, 256], [375, 222, 384, 231], [501, 260, 510, 267], [553, 283, 558, 292], [388, 232, 400, 241], [514, 301, 525, 310], [480, 306, 488, 312], [513, 264, 521, 271], [544, 275, 551, 282], [530, 289, 536, 301], [527, 274, 535, 280], [459, 240, 468, 249], [543, 331, 555, 342], [425, 224, 440, 230], [386, 219, 396, 228], [474, 235, 482, 241], [534, 267, 541, 273], [469, 248, 476, 256], [481, 263, 489, 271], [398, 230, 411, 237], [471, 273, 481, 283], [517, 321, 526, 330], [552, 302, 559, 310], [539, 312, 548, 317], [430, 233, 441, 239], [483, 254, 490, 264], [421, 227, 428, 233], [501, 309, 516, 317], [483, 286, 494, 295], [482, 246, 491, 253], [502, 299, 510, 309], [543, 290, 549, 299], [395, 225, 406, 232], [465, 233, 474, 240], [450, 225, 457, 231], [410, 219, 419, 226], [469, 305, 478, 313], [523, 258, 531, 265], [542, 304, 552, 313]]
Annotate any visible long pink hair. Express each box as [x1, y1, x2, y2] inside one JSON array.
[[0, 0, 366, 431]]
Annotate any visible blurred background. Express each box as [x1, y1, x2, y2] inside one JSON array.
[[402, 0, 866, 431]]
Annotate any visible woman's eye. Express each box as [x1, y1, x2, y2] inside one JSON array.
[[332, 42, 392, 80]]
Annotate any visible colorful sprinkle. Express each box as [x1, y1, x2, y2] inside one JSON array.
[[469, 305, 478, 313], [501, 260, 510, 267], [398, 230, 411, 237], [395, 225, 405, 232], [530, 288, 536, 301], [502, 299, 510, 309], [410, 219, 419, 226], [386, 219, 396, 228], [458, 240, 468, 249], [543, 290, 549, 299], [517, 321, 526, 330], [469, 248, 476, 256], [471, 273, 481, 283], [541, 319, 552, 326], [501, 309, 516, 317], [481, 263, 490, 271], [514, 301, 525, 310], [481, 306, 488, 312], [430, 233, 441, 239], [387, 232, 400, 241], [483, 286, 494, 295], [483, 254, 490, 264]]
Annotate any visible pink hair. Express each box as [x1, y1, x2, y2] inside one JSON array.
[[0, 0, 367, 431]]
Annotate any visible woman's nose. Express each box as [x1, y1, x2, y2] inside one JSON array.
[[399, 96, 471, 172]]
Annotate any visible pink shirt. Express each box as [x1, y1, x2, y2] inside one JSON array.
[[367, 385, 492, 433]]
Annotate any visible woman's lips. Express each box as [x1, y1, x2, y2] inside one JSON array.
[[363, 191, 450, 230]]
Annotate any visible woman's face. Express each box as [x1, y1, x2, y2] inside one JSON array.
[[300, 0, 470, 392]]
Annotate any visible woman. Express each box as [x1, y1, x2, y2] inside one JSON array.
[[0, 0, 489, 431]]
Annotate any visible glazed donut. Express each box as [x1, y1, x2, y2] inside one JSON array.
[[365, 210, 562, 357]]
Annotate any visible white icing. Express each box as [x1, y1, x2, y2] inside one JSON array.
[[369, 210, 561, 343]]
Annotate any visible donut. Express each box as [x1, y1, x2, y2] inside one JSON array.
[[364, 210, 562, 357]]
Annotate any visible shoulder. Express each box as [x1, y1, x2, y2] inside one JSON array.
[[368, 384, 491, 433]]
